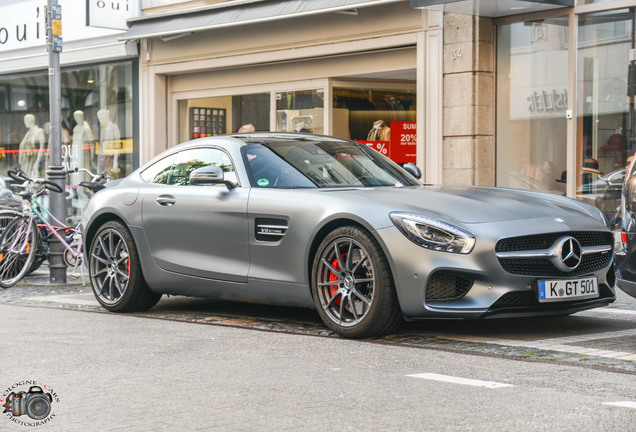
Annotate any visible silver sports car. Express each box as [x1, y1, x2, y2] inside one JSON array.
[[82, 133, 615, 338]]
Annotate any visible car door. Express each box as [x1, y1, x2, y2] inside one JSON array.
[[140, 147, 249, 282]]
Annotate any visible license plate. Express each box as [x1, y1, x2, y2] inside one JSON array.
[[537, 277, 599, 303]]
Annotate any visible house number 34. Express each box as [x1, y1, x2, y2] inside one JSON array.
[[451, 48, 463, 60]]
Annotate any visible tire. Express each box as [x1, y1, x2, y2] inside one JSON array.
[[88, 220, 161, 312], [0, 216, 39, 288], [0, 211, 45, 276], [0, 210, 20, 234], [311, 225, 403, 338]]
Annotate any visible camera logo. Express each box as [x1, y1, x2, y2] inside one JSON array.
[[1, 381, 59, 427]]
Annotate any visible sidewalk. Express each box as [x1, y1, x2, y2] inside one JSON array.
[[4, 264, 636, 374]]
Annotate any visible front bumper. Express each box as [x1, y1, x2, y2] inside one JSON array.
[[376, 216, 615, 319]]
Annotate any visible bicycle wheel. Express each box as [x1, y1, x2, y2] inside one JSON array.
[[0, 216, 39, 288], [0, 210, 20, 235]]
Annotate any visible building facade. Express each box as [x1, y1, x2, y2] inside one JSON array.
[[0, 0, 139, 222], [0, 0, 635, 224]]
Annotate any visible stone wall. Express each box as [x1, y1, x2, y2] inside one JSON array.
[[442, 14, 495, 186]]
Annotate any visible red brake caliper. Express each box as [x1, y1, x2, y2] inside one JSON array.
[[328, 254, 346, 306]]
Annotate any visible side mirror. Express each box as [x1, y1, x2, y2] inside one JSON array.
[[402, 163, 422, 180], [189, 166, 236, 189]]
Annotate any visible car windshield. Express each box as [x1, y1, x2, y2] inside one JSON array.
[[241, 138, 420, 188]]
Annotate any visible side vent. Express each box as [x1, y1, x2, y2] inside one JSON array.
[[255, 217, 288, 242]]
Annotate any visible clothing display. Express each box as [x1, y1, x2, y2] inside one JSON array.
[[18, 114, 45, 178], [367, 120, 391, 141]]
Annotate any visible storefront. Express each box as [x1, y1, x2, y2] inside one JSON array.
[[414, 0, 636, 224], [125, 0, 635, 222], [0, 0, 139, 223], [123, 0, 434, 176], [495, 1, 636, 225]]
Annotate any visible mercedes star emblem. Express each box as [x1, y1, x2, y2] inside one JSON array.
[[553, 236, 582, 272]]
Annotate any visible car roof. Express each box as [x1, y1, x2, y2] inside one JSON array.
[[140, 133, 354, 171]]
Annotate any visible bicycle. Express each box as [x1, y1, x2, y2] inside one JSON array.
[[0, 169, 89, 288]]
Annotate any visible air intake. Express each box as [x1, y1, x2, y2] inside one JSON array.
[[255, 217, 288, 242]]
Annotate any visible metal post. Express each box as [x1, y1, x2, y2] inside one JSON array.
[[46, 0, 66, 284]]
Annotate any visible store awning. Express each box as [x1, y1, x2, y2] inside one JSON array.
[[410, 0, 573, 17], [122, 0, 404, 40]]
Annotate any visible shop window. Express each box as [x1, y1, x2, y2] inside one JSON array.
[[577, 9, 634, 226], [276, 90, 324, 134], [0, 60, 136, 224], [496, 19, 569, 196], [178, 93, 271, 143], [332, 88, 416, 164]]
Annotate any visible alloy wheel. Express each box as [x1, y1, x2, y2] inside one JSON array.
[[315, 237, 375, 327], [90, 227, 131, 305]]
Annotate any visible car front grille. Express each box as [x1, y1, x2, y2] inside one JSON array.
[[425, 272, 474, 302], [495, 231, 613, 277], [496, 231, 612, 251]]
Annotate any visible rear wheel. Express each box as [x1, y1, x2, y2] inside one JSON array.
[[0, 217, 39, 288], [311, 225, 402, 338], [89, 220, 161, 312]]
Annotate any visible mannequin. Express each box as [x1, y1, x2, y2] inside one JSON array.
[[19, 114, 45, 178], [70, 110, 95, 173], [97, 108, 121, 173]]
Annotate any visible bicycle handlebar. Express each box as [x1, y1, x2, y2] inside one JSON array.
[[69, 167, 110, 182], [8, 168, 29, 183], [7, 168, 64, 194], [42, 180, 63, 193]]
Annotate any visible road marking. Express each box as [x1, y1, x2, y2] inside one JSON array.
[[603, 401, 636, 409], [435, 327, 636, 361], [407, 373, 514, 389]]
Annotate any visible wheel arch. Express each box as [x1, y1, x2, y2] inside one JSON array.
[[84, 213, 127, 252], [306, 217, 396, 297]]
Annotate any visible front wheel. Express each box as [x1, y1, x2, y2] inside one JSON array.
[[89, 220, 161, 312], [0, 216, 39, 288], [311, 226, 402, 338]]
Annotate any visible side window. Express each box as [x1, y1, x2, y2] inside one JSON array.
[[169, 148, 237, 186], [140, 154, 176, 184]]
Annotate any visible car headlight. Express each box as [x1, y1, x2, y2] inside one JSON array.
[[390, 212, 475, 254]]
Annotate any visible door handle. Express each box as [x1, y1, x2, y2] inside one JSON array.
[[156, 195, 176, 206]]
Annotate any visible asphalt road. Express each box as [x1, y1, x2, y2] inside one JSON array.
[[1, 271, 636, 431]]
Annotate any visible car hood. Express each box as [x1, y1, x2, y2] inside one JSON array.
[[331, 185, 605, 225]]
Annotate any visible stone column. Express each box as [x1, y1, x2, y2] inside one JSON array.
[[442, 13, 495, 186]]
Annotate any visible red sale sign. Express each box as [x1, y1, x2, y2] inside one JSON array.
[[357, 140, 389, 157], [390, 121, 416, 163], [355, 121, 416, 164]]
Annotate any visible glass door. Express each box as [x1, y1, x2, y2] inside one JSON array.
[[496, 17, 570, 195], [576, 8, 634, 224]]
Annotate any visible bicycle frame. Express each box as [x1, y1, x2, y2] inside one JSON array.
[[30, 195, 85, 282]]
